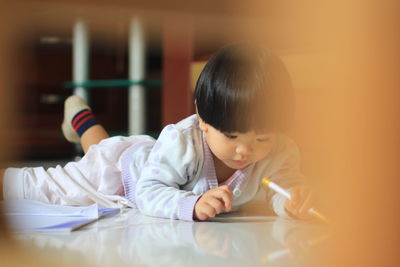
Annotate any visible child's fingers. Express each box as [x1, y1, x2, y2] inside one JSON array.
[[298, 191, 312, 213], [286, 191, 299, 216], [290, 188, 300, 205], [285, 199, 299, 219], [195, 206, 209, 221], [213, 187, 233, 211], [206, 197, 225, 214], [218, 185, 233, 199], [202, 203, 218, 218], [196, 207, 212, 221], [285, 189, 300, 216], [219, 185, 233, 193], [284, 186, 317, 220], [196, 211, 208, 221]]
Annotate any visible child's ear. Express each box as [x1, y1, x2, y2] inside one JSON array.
[[198, 118, 208, 133], [195, 103, 208, 133]]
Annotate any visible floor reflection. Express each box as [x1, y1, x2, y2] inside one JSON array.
[[12, 209, 330, 267]]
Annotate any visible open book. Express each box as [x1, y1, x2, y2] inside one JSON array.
[[3, 200, 120, 232]]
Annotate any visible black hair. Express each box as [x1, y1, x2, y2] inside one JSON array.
[[194, 43, 294, 133]]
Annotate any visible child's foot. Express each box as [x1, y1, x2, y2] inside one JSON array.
[[61, 95, 90, 143]]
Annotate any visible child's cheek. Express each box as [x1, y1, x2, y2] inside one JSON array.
[[264, 143, 273, 153], [259, 145, 272, 160]]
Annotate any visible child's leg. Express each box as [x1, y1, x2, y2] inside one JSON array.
[[62, 95, 109, 153], [1, 136, 137, 207], [80, 125, 109, 154]]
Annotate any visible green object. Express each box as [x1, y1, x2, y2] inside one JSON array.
[[64, 79, 162, 89]]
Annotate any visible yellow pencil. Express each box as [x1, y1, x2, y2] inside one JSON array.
[[261, 178, 331, 224]]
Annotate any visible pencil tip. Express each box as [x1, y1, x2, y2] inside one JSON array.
[[261, 178, 270, 186]]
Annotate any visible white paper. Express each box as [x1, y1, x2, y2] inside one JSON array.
[[2, 200, 120, 232], [4, 200, 100, 218]]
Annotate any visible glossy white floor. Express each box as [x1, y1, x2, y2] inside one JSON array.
[[10, 198, 330, 267]]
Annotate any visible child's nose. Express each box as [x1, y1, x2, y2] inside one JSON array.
[[235, 143, 252, 156]]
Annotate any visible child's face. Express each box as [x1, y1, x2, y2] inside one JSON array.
[[199, 119, 276, 170]]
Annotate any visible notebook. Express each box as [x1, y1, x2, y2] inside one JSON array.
[[2, 200, 120, 232]]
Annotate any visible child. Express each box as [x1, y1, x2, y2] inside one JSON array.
[[1, 43, 315, 221]]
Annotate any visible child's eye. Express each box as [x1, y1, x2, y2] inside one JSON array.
[[257, 138, 270, 142], [224, 133, 237, 139]]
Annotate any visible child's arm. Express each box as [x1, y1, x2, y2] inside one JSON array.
[[0, 168, 5, 200], [264, 136, 315, 220], [135, 124, 204, 221]]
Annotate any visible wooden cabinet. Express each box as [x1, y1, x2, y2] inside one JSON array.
[[12, 23, 162, 159]]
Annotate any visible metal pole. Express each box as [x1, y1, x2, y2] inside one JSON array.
[[73, 19, 89, 102], [128, 17, 146, 135]]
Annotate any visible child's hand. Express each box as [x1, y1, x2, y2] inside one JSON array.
[[284, 186, 316, 220], [194, 185, 233, 221]]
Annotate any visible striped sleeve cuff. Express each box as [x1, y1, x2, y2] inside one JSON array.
[[178, 195, 201, 221], [271, 192, 291, 219], [3, 168, 26, 200]]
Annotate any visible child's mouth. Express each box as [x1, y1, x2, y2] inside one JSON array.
[[233, 160, 247, 166]]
